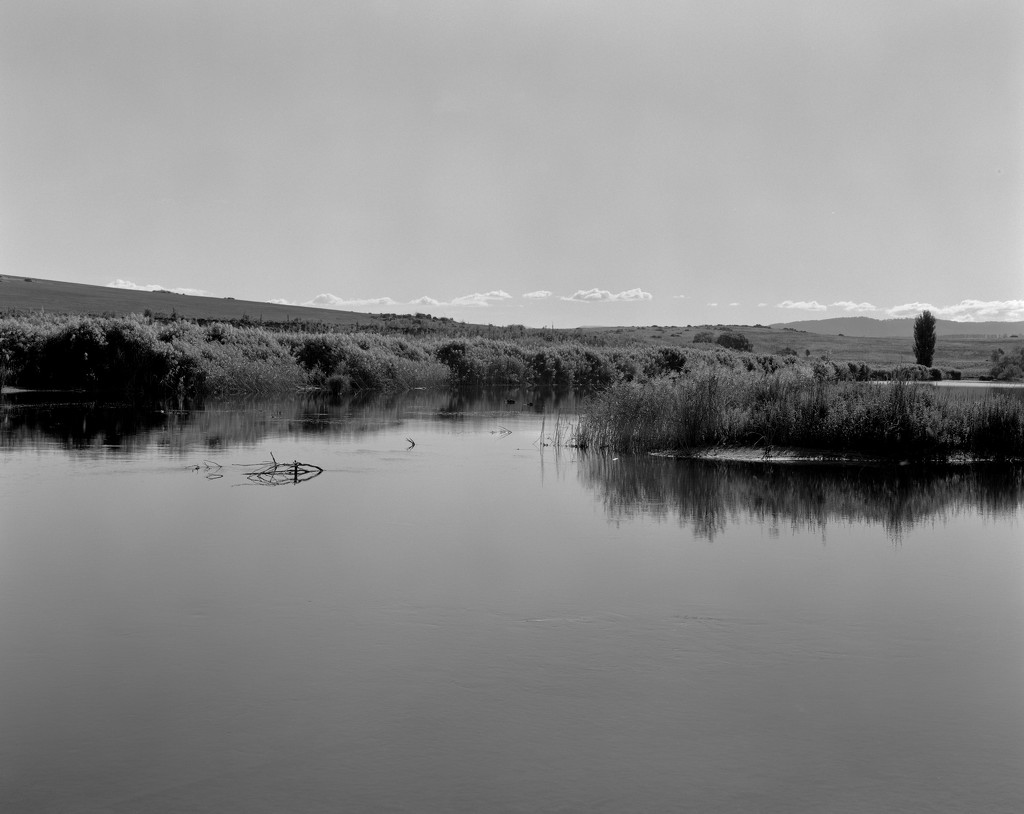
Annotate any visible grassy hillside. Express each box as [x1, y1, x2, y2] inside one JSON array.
[[0, 275, 381, 329], [769, 316, 1024, 338]]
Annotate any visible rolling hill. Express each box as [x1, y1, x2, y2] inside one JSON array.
[[770, 316, 1023, 338], [0, 275, 381, 328]]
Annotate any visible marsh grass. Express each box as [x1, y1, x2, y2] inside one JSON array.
[[577, 370, 1024, 461], [537, 413, 582, 448]]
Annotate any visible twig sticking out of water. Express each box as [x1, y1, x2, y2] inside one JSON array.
[[406, 437, 416, 449], [188, 460, 224, 479]]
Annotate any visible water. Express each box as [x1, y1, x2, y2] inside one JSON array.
[[2, 389, 1022, 813]]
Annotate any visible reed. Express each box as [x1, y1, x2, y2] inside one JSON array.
[[576, 369, 1024, 461]]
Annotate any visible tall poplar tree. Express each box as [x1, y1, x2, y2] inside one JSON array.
[[913, 310, 936, 367]]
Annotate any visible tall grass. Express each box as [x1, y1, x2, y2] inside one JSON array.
[[577, 369, 1024, 461]]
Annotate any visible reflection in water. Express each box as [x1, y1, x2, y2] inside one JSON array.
[[0, 387, 587, 454], [580, 453, 1024, 540]]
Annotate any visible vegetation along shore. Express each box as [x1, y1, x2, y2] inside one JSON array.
[[2, 304, 1022, 464]]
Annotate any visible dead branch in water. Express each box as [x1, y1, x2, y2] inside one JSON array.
[[236, 452, 324, 486]]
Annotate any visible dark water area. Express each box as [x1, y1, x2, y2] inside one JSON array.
[[2, 389, 1022, 813]]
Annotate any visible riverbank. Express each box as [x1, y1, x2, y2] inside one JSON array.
[[2, 311, 945, 398]]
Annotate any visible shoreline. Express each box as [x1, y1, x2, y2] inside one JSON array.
[[652, 446, 1023, 466]]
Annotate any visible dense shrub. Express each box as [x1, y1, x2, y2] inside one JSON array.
[[890, 363, 931, 381], [715, 331, 752, 352], [989, 347, 1024, 381]]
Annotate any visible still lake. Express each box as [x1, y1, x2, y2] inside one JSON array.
[[2, 388, 1022, 813]]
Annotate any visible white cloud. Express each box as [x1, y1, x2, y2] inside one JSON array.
[[106, 279, 214, 297], [268, 298, 294, 305], [886, 299, 1024, 321], [885, 301, 934, 317], [449, 290, 513, 307], [108, 279, 154, 291], [562, 287, 653, 303], [305, 293, 400, 308], [409, 296, 442, 306], [776, 300, 828, 311], [831, 301, 878, 313], [707, 303, 718, 307], [757, 303, 768, 307], [672, 294, 687, 299], [728, 302, 739, 307], [522, 290, 553, 299]]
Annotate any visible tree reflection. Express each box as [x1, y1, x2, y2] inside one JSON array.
[[578, 454, 1024, 541]]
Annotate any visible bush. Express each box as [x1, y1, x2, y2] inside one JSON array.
[[989, 347, 1024, 381], [693, 331, 716, 343], [716, 331, 752, 352]]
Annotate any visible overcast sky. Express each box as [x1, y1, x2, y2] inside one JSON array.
[[2, 0, 1021, 327]]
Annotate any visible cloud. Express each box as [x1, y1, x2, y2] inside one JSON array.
[[831, 301, 878, 313], [409, 296, 442, 306], [449, 290, 513, 307], [776, 300, 827, 311], [672, 294, 687, 299], [561, 288, 653, 303], [757, 303, 768, 307], [106, 279, 214, 297], [522, 290, 553, 299], [707, 303, 718, 307], [306, 293, 400, 308], [886, 299, 1024, 321], [728, 302, 739, 307], [885, 301, 934, 317]]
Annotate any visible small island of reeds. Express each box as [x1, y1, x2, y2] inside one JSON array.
[[574, 370, 1024, 463]]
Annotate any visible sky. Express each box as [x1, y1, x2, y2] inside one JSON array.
[[1, 0, 1022, 327]]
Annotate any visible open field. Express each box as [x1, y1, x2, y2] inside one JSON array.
[[584, 324, 1018, 378]]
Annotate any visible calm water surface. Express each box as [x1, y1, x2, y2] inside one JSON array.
[[1, 390, 1022, 813]]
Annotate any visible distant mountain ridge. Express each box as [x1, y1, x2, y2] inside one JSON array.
[[771, 316, 1024, 338]]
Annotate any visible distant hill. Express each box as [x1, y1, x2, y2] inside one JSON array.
[[0, 275, 381, 328], [771, 316, 1024, 338]]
